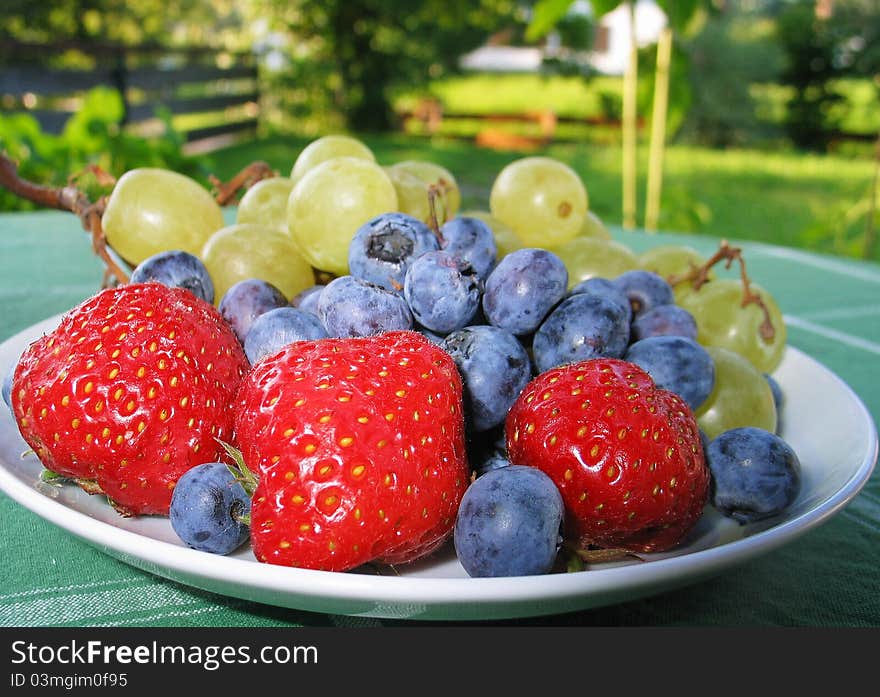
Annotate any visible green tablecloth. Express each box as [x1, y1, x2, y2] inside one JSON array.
[[1, 209, 878, 627]]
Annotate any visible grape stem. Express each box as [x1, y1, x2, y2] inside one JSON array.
[[667, 239, 776, 343], [426, 179, 456, 242], [209, 161, 276, 205], [0, 152, 130, 286], [0, 152, 275, 286]]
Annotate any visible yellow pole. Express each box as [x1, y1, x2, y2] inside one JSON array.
[[645, 25, 673, 232], [622, 2, 638, 230]]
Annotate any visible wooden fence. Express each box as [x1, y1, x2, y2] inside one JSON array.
[[397, 97, 643, 151], [0, 41, 259, 149]]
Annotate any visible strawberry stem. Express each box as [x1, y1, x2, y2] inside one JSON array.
[[215, 438, 259, 497], [563, 541, 645, 568], [39, 468, 68, 485]]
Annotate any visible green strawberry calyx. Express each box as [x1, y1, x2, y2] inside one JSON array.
[[215, 438, 259, 498]]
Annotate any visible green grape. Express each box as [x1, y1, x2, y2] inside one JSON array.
[[201, 223, 315, 302], [236, 177, 296, 233], [638, 245, 712, 303], [459, 209, 522, 259], [695, 346, 778, 440], [387, 160, 461, 222], [384, 165, 432, 224], [102, 168, 224, 265], [290, 135, 375, 184], [553, 237, 639, 288], [579, 210, 612, 241], [287, 156, 398, 276], [489, 156, 588, 248], [680, 278, 787, 374]]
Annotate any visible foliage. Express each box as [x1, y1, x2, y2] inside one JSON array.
[[678, 10, 785, 147], [775, 2, 844, 151], [636, 40, 692, 140], [0, 1, 251, 52], [257, 0, 525, 132], [775, 0, 880, 151], [0, 87, 207, 212]]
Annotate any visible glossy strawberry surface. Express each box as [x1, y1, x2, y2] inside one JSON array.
[[506, 358, 709, 553], [234, 331, 470, 572], [11, 283, 248, 515]]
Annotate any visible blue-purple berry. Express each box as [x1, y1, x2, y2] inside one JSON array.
[[532, 292, 631, 374], [290, 284, 325, 317], [130, 250, 215, 304], [482, 248, 568, 336], [169, 462, 251, 555], [439, 216, 498, 280], [348, 212, 440, 293], [624, 335, 715, 412], [403, 250, 482, 335], [318, 275, 413, 338], [219, 278, 289, 344], [243, 306, 328, 364], [706, 427, 801, 524], [441, 325, 532, 432], [631, 304, 698, 342], [612, 269, 674, 317], [454, 465, 564, 577]]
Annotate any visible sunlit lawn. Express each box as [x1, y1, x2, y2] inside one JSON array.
[[208, 132, 878, 262]]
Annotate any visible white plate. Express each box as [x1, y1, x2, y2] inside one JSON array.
[[1, 314, 876, 621]]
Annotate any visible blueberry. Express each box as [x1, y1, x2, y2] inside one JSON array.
[[764, 373, 784, 412], [569, 276, 618, 298], [219, 279, 289, 344], [130, 250, 215, 304], [318, 275, 413, 338], [466, 424, 510, 478], [441, 325, 532, 432], [631, 304, 698, 342], [290, 284, 326, 317], [482, 248, 568, 336], [706, 427, 801, 524], [439, 216, 498, 280], [415, 325, 446, 345], [243, 306, 328, 364], [612, 270, 674, 317], [624, 335, 715, 412], [532, 292, 631, 373], [348, 212, 440, 293], [169, 462, 251, 555], [403, 250, 482, 335], [454, 465, 564, 577], [764, 373, 785, 433]]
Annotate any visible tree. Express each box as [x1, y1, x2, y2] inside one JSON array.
[[262, 0, 525, 132], [0, 0, 250, 50]]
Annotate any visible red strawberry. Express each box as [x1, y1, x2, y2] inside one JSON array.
[[234, 330, 470, 572], [505, 358, 709, 553], [11, 283, 249, 516]]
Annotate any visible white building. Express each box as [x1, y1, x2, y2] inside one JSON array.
[[459, 0, 668, 76]]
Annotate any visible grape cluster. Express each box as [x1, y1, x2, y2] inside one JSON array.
[[110, 134, 802, 574]]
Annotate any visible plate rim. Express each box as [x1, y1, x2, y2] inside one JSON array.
[[1, 314, 877, 620]]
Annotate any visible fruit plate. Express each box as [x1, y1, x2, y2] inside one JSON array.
[[0, 314, 876, 621]]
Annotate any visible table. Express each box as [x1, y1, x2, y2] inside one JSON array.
[[1, 209, 878, 628]]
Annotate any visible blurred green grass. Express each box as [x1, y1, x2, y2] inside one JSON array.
[[208, 133, 878, 262]]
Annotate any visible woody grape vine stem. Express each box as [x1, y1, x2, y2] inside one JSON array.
[[667, 239, 776, 342], [0, 151, 274, 287]]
